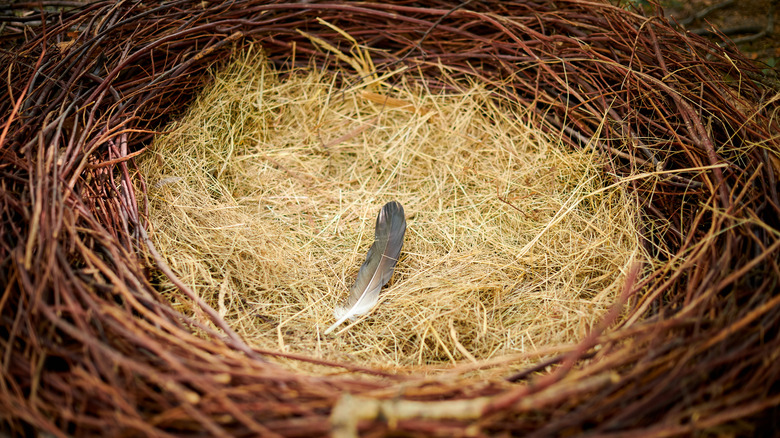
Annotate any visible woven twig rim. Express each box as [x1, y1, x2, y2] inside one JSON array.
[[1, 1, 779, 436]]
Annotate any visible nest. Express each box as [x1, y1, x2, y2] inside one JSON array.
[[2, 1, 779, 436]]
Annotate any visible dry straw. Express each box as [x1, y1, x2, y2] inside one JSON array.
[[2, 1, 779, 437], [141, 45, 653, 370]]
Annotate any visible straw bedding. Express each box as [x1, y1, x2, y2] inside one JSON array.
[[1, 1, 779, 436], [141, 47, 653, 370]]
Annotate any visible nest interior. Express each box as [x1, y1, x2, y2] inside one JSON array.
[[141, 45, 656, 370], [1, 1, 779, 437]]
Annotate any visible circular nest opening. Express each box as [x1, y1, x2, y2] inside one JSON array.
[[2, 1, 779, 436]]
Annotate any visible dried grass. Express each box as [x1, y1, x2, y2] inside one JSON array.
[[140, 47, 653, 370]]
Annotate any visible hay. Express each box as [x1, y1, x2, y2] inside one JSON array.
[[141, 47, 651, 369]]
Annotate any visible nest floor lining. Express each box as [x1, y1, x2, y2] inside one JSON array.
[[141, 47, 655, 371]]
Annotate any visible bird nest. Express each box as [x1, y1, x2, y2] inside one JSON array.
[[2, 1, 779, 436]]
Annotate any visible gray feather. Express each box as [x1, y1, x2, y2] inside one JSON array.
[[325, 201, 406, 335]]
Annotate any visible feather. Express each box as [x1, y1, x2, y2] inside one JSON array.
[[325, 201, 406, 335]]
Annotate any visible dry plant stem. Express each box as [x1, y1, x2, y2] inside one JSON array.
[[485, 262, 641, 416], [138, 224, 266, 363], [251, 348, 406, 379], [1, 1, 778, 437]]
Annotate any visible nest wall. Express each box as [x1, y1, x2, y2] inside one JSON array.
[[1, 1, 779, 436]]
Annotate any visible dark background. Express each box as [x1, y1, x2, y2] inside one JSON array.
[[622, 0, 778, 72]]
